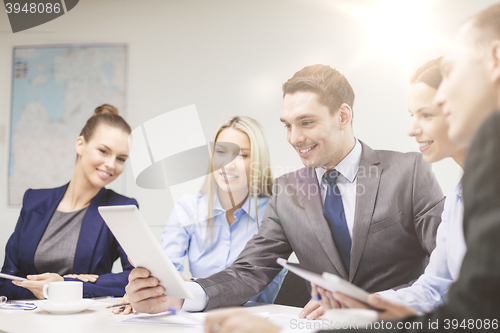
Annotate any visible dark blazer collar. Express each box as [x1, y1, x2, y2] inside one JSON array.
[[296, 167, 317, 208], [32, 183, 69, 215], [25, 184, 69, 273], [293, 168, 349, 278], [27, 184, 108, 275], [349, 141, 382, 281], [73, 187, 108, 274], [358, 140, 380, 166]]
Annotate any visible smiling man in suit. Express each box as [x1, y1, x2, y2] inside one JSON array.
[[125, 64, 444, 314]]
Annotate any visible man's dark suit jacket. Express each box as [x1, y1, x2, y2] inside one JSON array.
[[330, 113, 500, 332], [0, 184, 138, 299], [197, 141, 444, 310]]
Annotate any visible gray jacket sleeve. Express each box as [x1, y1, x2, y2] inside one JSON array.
[[196, 177, 293, 310]]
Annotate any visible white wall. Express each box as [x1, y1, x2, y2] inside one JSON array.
[[1, 0, 498, 264]]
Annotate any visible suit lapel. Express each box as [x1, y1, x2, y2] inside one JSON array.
[[298, 168, 349, 279], [349, 142, 382, 281], [73, 188, 107, 274], [23, 184, 68, 273]]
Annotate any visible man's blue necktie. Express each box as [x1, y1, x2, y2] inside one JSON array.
[[323, 169, 351, 271]]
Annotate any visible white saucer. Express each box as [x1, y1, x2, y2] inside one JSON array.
[[36, 299, 95, 314]]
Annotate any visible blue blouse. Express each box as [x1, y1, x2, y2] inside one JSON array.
[[161, 192, 287, 304], [378, 181, 466, 313]]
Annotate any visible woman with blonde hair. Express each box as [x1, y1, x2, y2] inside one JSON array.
[[0, 105, 137, 300], [162, 116, 286, 303]]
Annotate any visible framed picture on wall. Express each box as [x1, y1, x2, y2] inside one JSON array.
[[8, 44, 127, 206]]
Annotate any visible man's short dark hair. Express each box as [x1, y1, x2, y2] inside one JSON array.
[[282, 64, 355, 116]]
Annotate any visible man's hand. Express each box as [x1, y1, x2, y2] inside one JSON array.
[[300, 298, 323, 320], [125, 267, 184, 314], [12, 273, 64, 299], [112, 294, 134, 315], [327, 291, 418, 321], [315, 285, 344, 310], [205, 308, 280, 333], [63, 274, 99, 283], [300, 283, 337, 320]]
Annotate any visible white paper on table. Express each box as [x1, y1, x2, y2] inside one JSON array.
[[267, 313, 322, 329], [92, 300, 112, 307], [120, 311, 207, 326], [119, 311, 270, 327]]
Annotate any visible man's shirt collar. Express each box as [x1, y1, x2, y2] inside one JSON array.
[[315, 139, 362, 184]]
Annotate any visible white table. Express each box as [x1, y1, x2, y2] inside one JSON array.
[[0, 298, 303, 333]]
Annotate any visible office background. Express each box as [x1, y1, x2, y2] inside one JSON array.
[[0, 0, 497, 269]]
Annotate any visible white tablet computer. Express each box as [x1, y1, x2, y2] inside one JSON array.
[[277, 258, 369, 303], [98, 205, 193, 299]]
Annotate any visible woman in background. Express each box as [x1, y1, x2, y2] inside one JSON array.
[[0, 105, 138, 300], [162, 116, 287, 302]]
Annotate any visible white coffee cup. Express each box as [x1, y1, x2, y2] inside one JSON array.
[[323, 309, 378, 330], [43, 281, 83, 304]]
